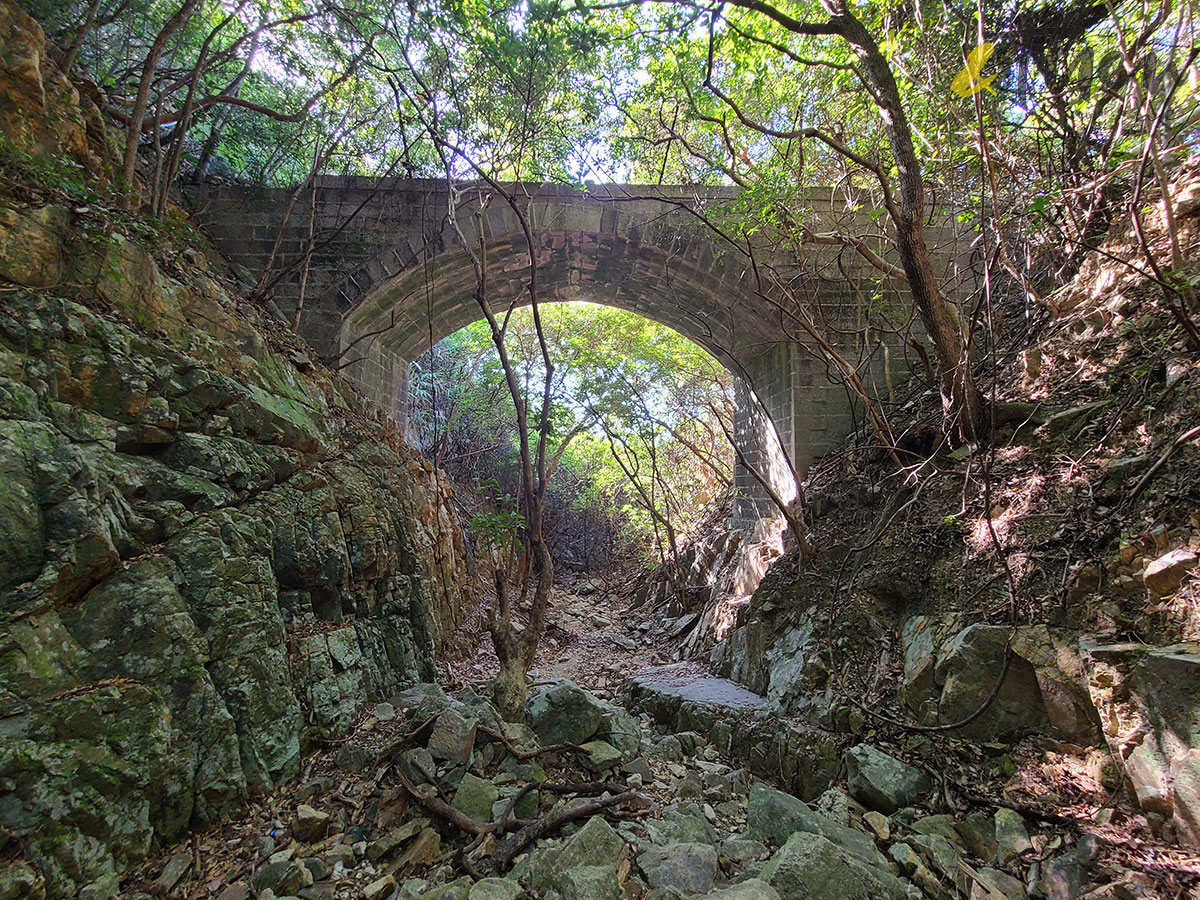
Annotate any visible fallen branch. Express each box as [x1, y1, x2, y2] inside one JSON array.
[[1124, 424, 1200, 508], [375, 716, 438, 762], [475, 724, 585, 760], [486, 788, 643, 875]]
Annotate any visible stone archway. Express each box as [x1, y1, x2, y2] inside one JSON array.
[[187, 178, 935, 523]]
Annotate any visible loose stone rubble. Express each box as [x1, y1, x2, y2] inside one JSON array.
[[98, 677, 1125, 900]]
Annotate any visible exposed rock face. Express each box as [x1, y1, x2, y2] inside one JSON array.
[[1084, 642, 1200, 847], [0, 7, 476, 895]]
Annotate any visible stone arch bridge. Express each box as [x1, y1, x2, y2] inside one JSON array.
[[187, 178, 967, 524]]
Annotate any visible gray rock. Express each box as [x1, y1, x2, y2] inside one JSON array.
[[364, 875, 397, 900], [603, 632, 637, 651], [373, 702, 397, 721], [368, 819, 427, 862], [910, 815, 964, 848], [955, 810, 998, 861], [453, 773, 499, 822], [993, 809, 1032, 865], [621, 757, 654, 784], [888, 843, 950, 900], [554, 866, 621, 900], [746, 784, 885, 868], [334, 745, 371, 773], [649, 736, 684, 761], [761, 832, 906, 900], [1085, 642, 1200, 846], [638, 843, 718, 893], [843, 745, 932, 814], [703, 880, 780, 900], [905, 832, 963, 884], [527, 681, 605, 746], [252, 860, 312, 896], [579, 740, 623, 772], [468, 877, 524, 900], [970, 868, 1027, 900], [644, 804, 717, 845], [292, 804, 331, 843], [300, 856, 332, 881], [296, 777, 335, 802], [936, 626, 1048, 739], [393, 684, 452, 721], [677, 772, 704, 798], [674, 732, 704, 757], [429, 709, 478, 765], [556, 816, 628, 871], [721, 839, 769, 862], [643, 888, 686, 900], [400, 747, 438, 785], [596, 705, 642, 763], [813, 787, 864, 826], [156, 853, 192, 893]]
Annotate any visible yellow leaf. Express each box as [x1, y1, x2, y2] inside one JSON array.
[[951, 42, 998, 97]]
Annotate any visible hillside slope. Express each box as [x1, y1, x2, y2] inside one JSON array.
[[0, 5, 478, 896]]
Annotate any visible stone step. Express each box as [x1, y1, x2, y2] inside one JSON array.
[[624, 665, 840, 801]]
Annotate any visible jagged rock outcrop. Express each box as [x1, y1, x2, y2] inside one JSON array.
[[0, 5, 477, 896]]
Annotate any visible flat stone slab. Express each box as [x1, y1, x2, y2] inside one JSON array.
[[627, 664, 772, 712]]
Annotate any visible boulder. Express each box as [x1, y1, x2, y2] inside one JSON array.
[[468, 878, 524, 900], [1083, 642, 1200, 846], [428, 709, 478, 765], [364, 875, 398, 900], [936, 625, 1049, 739], [993, 809, 1031, 865], [843, 745, 932, 814], [760, 832, 906, 900], [644, 804, 717, 846], [527, 680, 605, 746], [368, 819, 428, 862], [721, 839, 769, 862], [637, 843, 718, 894], [555, 816, 628, 871], [292, 804, 331, 843], [970, 868, 1027, 900], [746, 784, 885, 869], [452, 773, 500, 823], [393, 683, 452, 721], [596, 704, 642, 763], [579, 740, 623, 772], [1143, 549, 1197, 597], [554, 865, 621, 900], [888, 842, 948, 900], [844, 748, 926, 816], [251, 859, 312, 896], [956, 810, 998, 862]]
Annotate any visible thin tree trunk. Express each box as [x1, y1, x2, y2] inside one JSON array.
[[120, 0, 201, 208]]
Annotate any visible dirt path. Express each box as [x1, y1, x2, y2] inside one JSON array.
[[446, 583, 675, 700]]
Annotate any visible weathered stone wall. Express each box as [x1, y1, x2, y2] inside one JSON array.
[[0, 7, 476, 896]]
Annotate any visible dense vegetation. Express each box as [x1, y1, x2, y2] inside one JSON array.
[[410, 303, 732, 571], [31, 0, 1199, 713]]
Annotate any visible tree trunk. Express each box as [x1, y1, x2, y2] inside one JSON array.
[[832, 7, 988, 440], [492, 651, 529, 722]]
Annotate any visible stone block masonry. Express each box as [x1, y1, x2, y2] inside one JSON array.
[[188, 178, 969, 525]]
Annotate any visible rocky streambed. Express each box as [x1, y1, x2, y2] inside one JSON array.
[[40, 673, 1135, 900]]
